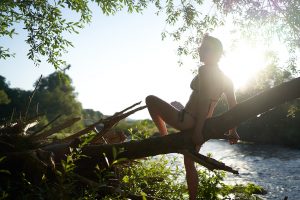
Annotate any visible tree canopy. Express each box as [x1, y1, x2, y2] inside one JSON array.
[[1, 0, 299, 69]]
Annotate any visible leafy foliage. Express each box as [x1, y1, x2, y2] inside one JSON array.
[[0, 76, 32, 123], [0, 119, 265, 200], [0, 0, 150, 68], [0, 0, 91, 68], [2, 0, 299, 68], [119, 155, 264, 200], [196, 169, 265, 200], [120, 156, 187, 199], [33, 72, 83, 132], [0, 72, 83, 133], [82, 108, 103, 126], [0, 90, 10, 105], [214, 0, 300, 46]]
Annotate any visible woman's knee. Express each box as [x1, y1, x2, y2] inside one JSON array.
[[145, 95, 158, 106]]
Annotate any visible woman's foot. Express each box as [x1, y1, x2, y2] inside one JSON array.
[[225, 130, 240, 145]]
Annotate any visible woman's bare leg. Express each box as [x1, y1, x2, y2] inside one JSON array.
[[184, 145, 201, 200], [184, 156, 198, 200], [145, 95, 168, 135], [145, 95, 194, 135], [146, 95, 199, 199]]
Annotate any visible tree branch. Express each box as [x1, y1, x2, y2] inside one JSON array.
[[43, 77, 300, 174]]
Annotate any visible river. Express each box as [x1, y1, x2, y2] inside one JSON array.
[[197, 140, 300, 199]]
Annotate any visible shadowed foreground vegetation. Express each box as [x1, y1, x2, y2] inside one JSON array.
[[0, 119, 266, 200]]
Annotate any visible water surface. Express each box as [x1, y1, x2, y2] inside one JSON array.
[[199, 140, 300, 199]]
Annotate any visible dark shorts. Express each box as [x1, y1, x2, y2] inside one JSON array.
[[178, 109, 196, 122]]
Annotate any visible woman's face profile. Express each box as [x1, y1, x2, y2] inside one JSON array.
[[199, 39, 222, 64], [199, 41, 213, 63]]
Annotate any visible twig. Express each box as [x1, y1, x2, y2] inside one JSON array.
[[34, 116, 81, 140], [90, 105, 147, 144], [32, 114, 62, 136], [60, 117, 105, 142], [114, 101, 142, 116], [181, 150, 239, 174], [9, 108, 15, 124], [25, 75, 42, 120], [61, 103, 146, 143]]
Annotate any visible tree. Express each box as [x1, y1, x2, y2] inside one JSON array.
[[33, 72, 84, 132], [82, 109, 103, 126], [1, 0, 299, 69], [0, 90, 10, 105], [0, 75, 32, 122], [0, 73, 83, 132]]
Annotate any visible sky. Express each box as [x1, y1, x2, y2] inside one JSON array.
[[1, 4, 197, 119], [0, 3, 290, 120]]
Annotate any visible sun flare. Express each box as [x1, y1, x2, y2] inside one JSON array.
[[219, 42, 267, 90]]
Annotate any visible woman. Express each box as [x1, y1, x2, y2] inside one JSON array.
[[145, 35, 239, 200]]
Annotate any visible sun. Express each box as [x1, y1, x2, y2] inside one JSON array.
[[219, 42, 267, 90]]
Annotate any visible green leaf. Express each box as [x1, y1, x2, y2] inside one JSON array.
[[122, 175, 129, 183], [112, 146, 117, 160], [140, 191, 147, 200], [112, 157, 128, 165]]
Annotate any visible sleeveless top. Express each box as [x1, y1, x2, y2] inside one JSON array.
[[190, 65, 225, 102]]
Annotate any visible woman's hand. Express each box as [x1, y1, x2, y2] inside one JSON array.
[[170, 101, 184, 110], [225, 129, 240, 145]]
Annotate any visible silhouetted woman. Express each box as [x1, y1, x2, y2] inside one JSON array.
[[145, 34, 239, 200]]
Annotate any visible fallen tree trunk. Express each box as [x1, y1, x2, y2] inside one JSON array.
[[45, 77, 300, 172]]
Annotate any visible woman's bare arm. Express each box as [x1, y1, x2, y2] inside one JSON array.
[[224, 79, 237, 110], [192, 99, 210, 145], [224, 78, 240, 144]]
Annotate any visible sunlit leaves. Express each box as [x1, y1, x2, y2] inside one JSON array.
[[1, 0, 91, 68], [161, 0, 223, 61], [94, 0, 147, 15], [0, 47, 14, 59], [216, 0, 300, 47], [121, 156, 187, 199]]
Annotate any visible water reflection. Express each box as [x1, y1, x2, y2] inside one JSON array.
[[199, 140, 300, 200]]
